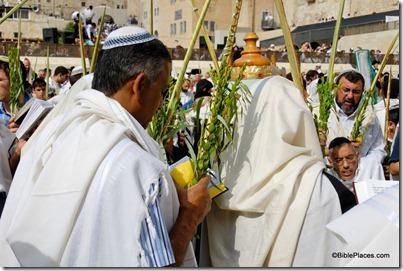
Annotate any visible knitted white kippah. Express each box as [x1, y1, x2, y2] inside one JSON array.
[[102, 26, 155, 50]]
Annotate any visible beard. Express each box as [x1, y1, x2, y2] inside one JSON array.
[[341, 104, 357, 115], [337, 100, 358, 115]]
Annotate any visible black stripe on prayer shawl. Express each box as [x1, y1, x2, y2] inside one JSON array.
[[323, 171, 357, 213]]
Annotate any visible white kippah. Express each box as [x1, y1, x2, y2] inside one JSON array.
[[71, 65, 90, 76], [102, 26, 155, 50]]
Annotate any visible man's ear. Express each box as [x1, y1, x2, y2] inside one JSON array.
[[388, 120, 395, 130], [132, 73, 147, 96], [356, 151, 360, 161], [328, 149, 334, 168], [328, 158, 334, 168]]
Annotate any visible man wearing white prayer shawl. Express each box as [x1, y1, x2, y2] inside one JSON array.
[[0, 124, 15, 216], [326, 69, 386, 166], [205, 76, 356, 267], [326, 184, 399, 267], [327, 137, 385, 192], [0, 26, 211, 267]]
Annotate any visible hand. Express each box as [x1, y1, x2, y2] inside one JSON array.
[[9, 138, 27, 176], [383, 164, 390, 180], [178, 132, 186, 148], [14, 138, 27, 156], [318, 128, 327, 146], [169, 175, 212, 266], [8, 116, 19, 134], [348, 138, 362, 149], [175, 175, 212, 226], [163, 137, 174, 160]]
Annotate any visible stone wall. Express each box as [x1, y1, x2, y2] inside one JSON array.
[[290, 0, 399, 26]]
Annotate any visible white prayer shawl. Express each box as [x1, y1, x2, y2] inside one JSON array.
[[0, 124, 15, 194], [23, 74, 93, 152], [326, 184, 399, 267], [354, 155, 385, 183], [207, 76, 341, 267], [326, 99, 387, 164], [374, 98, 399, 137], [0, 89, 180, 267], [306, 78, 320, 106]]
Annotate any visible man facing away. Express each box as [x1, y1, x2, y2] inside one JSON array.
[[205, 76, 355, 267], [0, 26, 211, 267]]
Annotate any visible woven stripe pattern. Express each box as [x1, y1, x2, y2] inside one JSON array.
[[103, 32, 155, 50]]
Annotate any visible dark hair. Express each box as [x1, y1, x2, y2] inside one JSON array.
[[329, 136, 353, 150], [389, 108, 399, 125], [335, 70, 365, 87], [69, 74, 82, 86], [54, 66, 69, 76], [285, 72, 293, 81], [305, 69, 319, 81], [32, 78, 46, 89], [194, 79, 213, 99], [0, 61, 10, 79], [92, 39, 171, 96], [0, 60, 27, 84], [382, 78, 399, 99]]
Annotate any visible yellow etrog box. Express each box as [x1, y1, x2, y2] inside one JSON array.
[[169, 157, 228, 199]]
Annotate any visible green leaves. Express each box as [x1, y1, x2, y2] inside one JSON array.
[[8, 48, 24, 115], [313, 77, 336, 156], [193, 63, 250, 181], [350, 32, 398, 141]]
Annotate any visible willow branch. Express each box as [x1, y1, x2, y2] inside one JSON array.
[[90, 7, 106, 73], [274, 0, 306, 100], [0, 0, 29, 25], [326, 0, 345, 86], [78, 16, 87, 76], [160, 0, 213, 140], [189, 0, 219, 71]]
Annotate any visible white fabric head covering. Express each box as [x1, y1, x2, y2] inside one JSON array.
[[334, 68, 361, 84], [71, 11, 79, 21], [102, 26, 155, 50], [389, 100, 399, 110], [70, 65, 89, 76], [207, 76, 331, 266]]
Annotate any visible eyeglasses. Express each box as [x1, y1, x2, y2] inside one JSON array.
[[340, 87, 362, 96], [332, 154, 357, 166]]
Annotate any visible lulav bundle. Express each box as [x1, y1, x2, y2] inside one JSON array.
[[193, 64, 250, 183], [8, 48, 24, 115], [192, 0, 250, 183], [350, 32, 398, 141], [312, 77, 336, 156]]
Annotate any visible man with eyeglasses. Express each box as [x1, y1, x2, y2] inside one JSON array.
[[328, 137, 385, 192], [326, 69, 386, 171], [328, 137, 360, 192]]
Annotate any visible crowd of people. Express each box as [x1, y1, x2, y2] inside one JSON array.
[[0, 25, 399, 267]]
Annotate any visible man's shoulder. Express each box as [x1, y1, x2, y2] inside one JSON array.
[[107, 137, 164, 166]]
